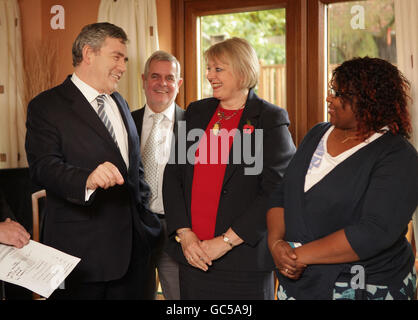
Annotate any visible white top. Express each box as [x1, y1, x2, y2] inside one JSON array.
[[141, 103, 175, 214], [304, 125, 386, 192], [71, 73, 130, 200]]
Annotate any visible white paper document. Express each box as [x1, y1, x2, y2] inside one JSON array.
[[0, 240, 80, 298]]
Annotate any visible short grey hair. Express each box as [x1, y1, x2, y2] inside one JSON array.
[[143, 50, 181, 79], [72, 22, 128, 67]]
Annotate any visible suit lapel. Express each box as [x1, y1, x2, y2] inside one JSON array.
[[58, 77, 121, 154], [111, 92, 140, 175], [183, 100, 217, 208], [133, 107, 145, 143], [222, 89, 262, 186]]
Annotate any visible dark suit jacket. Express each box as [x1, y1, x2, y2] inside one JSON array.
[[25, 76, 161, 282], [0, 190, 14, 222], [163, 89, 296, 272]]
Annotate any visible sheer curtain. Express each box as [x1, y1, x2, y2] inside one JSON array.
[[0, 0, 26, 168], [98, 0, 159, 110], [394, 0, 418, 255]]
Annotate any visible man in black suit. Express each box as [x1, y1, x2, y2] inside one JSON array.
[[132, 51, 184, 300], [25, 23, 160, 299]]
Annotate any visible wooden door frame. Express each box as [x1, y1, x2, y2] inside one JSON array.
[[171, 0, 363, 144], [306, 0, 358, 134], [172, 0, 309, 144]]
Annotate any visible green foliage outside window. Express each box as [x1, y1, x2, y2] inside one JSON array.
[[201, 9, 286, 65]]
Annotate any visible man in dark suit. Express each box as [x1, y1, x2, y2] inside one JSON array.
[[25, 23, 160, 299], [132, 51, 184, 300]]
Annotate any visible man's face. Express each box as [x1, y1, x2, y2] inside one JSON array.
[[142, 60, 183, 112], [89, 37, 128, 94]]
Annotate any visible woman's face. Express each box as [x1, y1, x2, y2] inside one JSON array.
[[206, 57, 242, 103], [326, 87, 358, 130]]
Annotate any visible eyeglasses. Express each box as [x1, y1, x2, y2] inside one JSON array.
[[328, 88, 354, 98]]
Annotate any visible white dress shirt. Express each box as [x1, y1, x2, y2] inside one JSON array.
[[71, 73, 130, 200], [141, 103, 175, 214]]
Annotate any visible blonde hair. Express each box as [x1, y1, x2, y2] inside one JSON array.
[[204, 37, 259, 89]]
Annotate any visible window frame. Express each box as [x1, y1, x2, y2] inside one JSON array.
[[172, 0, 359, 144]]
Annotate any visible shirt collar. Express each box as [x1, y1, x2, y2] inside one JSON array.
[[144, 103, 175, 123], [71, 72, 108, 104]]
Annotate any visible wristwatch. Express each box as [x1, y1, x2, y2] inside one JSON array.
[[222, 233, 234, 248]]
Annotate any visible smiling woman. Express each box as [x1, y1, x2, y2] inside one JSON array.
[[164, 37, 296, 300], [267, 57, 417, 300]]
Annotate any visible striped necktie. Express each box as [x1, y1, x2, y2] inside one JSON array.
[[96, 95, 118, 147]]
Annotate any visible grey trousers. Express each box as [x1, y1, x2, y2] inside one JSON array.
[[155, 218, 180, 300]]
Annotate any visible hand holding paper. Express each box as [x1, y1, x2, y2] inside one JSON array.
[[0, 240, 81, 298], [0, 218, 31, 248]]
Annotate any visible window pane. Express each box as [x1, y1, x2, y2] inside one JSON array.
[[325, 0, 396, 119], [199, 8, 287, 109]]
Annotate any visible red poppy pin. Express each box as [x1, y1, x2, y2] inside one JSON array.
[[243, 120, 254, 134]]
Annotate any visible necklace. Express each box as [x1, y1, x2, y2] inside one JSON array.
[[341, 129, 359, 143], [212, 104, 245, 135]]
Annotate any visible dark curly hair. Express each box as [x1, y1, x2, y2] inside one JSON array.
[[331, 57, 412, 139]]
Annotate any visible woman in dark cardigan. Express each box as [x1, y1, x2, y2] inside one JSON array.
[[267, 57, 418, 300], [163, 38, 295, 299]]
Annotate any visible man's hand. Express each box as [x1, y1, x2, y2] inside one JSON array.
[[86, 161, 124, 190], [0, 218, 31, 248]]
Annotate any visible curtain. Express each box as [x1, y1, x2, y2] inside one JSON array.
[[394, 0, 418, 255], [98, 0, 159, 110], [0, 0, 26, 169]]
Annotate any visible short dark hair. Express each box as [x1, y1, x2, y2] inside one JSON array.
[[331, 57, 412, 139], [72, 22, 128, 67]]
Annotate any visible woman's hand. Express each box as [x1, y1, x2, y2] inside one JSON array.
[[177, 228, 212, 271], [270, 239, 306, 280], [201, 228, 242, 261], [200, 236, 231, 261]]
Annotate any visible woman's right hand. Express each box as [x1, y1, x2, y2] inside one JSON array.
[[270, 239, 306, 280], [177, 228, 212, 271]]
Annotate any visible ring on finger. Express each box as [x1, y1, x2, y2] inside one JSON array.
[[284, 268, 289, 273]]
